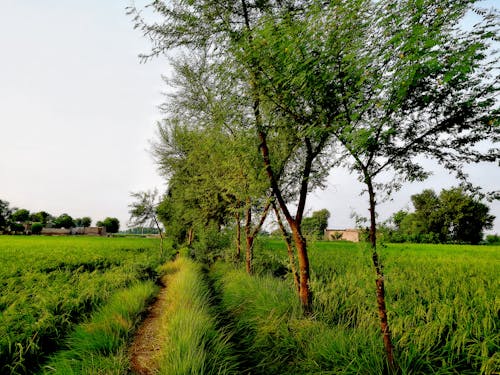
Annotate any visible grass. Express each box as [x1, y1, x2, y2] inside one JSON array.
[[0, 236, 164, 374], [1, 235, 498, 374], [39, 281, 158, 374], [210, 261, 386, 374], [248, 238, 500, 374], [154, 256, 237, 374]]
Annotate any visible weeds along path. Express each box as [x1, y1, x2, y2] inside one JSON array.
[[129, 272, 174, 375], [129, 257, 237, 375]]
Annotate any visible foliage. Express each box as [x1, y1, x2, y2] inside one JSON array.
[[388, 187, 495, 244], [155, 257, 237, 374], [129, 189, 166, 257], [40, 281, 158, 374], [31, 222, 43, 235], [0, 236, 163, 374], [11, 209, 30, 223], [0, 199, 12, 231], [486, 233, 500, 245], [97, 217, 120, 233], [128, 189, 162, 230], [53, 213, 75, 229], [190, 222, 232, 264], [301, 209, 330, 239], [74, 217, 92, 227], [30, 211, 51, 226]]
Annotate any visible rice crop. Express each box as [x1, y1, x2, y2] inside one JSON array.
[[40, 280, 158, 374], [249, 238, 500, 374], [0, 235, 163, 374]]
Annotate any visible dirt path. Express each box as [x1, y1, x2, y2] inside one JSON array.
[[129, 276, 169, 375]]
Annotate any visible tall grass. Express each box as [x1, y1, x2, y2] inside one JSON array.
[[210, 261, 387, 374], [0, 236, 163, 374], [39, 281, 158, 374], [155, 257, 237, 375], [251, 239, 500, 374]]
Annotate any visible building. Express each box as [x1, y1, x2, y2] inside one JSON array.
[[324, 228, 360, 242], [41, 227, 106, 236]]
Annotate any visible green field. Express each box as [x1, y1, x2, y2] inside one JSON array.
[[0, 236, 164, 374], [250, 239, 500, 374], [0, 236, 498, 374]]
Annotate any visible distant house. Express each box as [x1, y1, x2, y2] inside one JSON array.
[[41, 228, 71, 236], [324, 229, 360, 242], [41, 227, 106, 236]]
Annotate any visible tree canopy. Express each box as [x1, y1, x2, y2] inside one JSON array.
[[390, 187, 495, 244]]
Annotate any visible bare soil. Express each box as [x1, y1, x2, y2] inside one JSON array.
[[129, 277, 169, 375]]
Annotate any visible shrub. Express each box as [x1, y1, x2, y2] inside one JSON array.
[[31, 222, 43, 235]]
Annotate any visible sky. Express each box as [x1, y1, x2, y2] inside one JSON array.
[[0, 1, 499, 234]]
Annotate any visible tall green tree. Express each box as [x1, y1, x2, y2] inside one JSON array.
[[404, 187, 495, 244], [246, 0, 498, 365], [11, 209, 30, 224], [0, 199, 13, 232], [129, 189, 165, 257], [97, 217, 119, 233], [53, 213, 75, 229]]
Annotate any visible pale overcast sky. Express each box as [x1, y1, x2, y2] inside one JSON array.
[[0, 1, 498, 234]]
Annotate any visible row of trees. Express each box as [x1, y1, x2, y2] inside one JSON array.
[[383, 187, 495, 244], [0, 199, 120, 234], [130, 0, 499, 368]]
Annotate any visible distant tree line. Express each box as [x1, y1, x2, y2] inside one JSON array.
[[0, 199, 120, 234], [380, 187, 495, 245]]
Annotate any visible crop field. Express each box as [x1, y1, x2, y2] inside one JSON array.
[[248, 239, 500, 374], [0, 236, 163, 374], [1, 235, 498, 374]]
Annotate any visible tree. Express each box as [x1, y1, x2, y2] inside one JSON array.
[[74, 217, 92, 227], [0, 199, 13, 232], [130, 0, 333, 313], [97, 217, 120, 233], [247, 0, 498, 365], [31, 222, 43, 235], [11, 209, 30, 223], [404, 187, 495, 244], [53, 214, 75, 229], [129, 189, 165, 257], [30, 211, 51, 226], [302, 209, 331, 239]]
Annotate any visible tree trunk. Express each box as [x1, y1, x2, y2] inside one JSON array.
[[235, 212, 241, 261], [367, 178, 395, 370], [289, 220, 312, 314], [152, 216, 164, 259], [244, 205, 253, 274], [273, 201, 299, 293], [187, 227, 194, 247]]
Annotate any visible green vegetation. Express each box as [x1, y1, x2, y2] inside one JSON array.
[[385, 187, 495, 244], [96, 217, 120, 234], [241, 239, 499, 374], [154, 257, 236, 374], [40, 281, 158, 374], [0, 234, 498, 374], [301, 209, 331, 240], [0, 236, 164, 374], [131, 0, 498, 365]]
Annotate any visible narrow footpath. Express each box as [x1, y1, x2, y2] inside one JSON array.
[[128, 275, 170, 375]]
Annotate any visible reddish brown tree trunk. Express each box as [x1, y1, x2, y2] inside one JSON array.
[[289, 220, 312, 313], [272, 201, 299, 293], [367, 179, 395, 370]]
